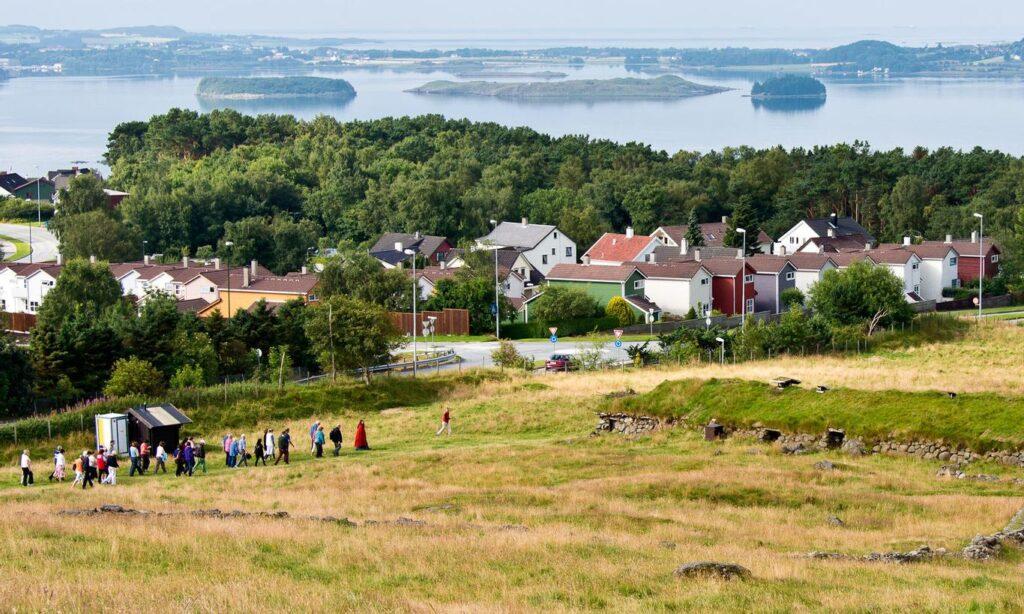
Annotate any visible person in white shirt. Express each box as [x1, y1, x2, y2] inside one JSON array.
[[20, 450, 33, 486], [264, 429, 275, 461], [52, 448, 66, 482]]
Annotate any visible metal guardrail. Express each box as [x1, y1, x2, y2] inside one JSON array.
[[295, 349, 459, 384]]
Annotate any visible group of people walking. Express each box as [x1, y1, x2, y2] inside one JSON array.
[[17, 408, 453, 487]]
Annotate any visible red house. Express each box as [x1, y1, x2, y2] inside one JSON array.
[[944, 234, 1000, 283], [700, 258, 757, 316]]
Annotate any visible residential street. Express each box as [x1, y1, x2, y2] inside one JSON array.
[[0, 223, 59, 263]]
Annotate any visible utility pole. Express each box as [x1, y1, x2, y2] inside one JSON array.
[[737, 227, 747, 326], [489, 219, 500, 340], [404, 247, 418, 377], [973, 212, 984, 320], [223, 241, 234, 318]]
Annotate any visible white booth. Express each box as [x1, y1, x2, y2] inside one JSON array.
[[95, 413, 129, 454]]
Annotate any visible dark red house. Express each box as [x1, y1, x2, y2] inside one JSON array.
[[700, 258, 757, 316], [944, 235, 1000, 283]]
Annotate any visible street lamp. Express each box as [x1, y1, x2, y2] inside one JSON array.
[[736, 228, 747, 326], [142, 239, 148, 262], [489, 219, 500, 339], [973, 212, 984, 320], [648, 308, 655, 338], [29, 165, 40, 263], [404, 247, 418, 378], [223, 241, 234, 318], [715, 336, 726, 365]]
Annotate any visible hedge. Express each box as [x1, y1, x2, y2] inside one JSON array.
[[503, 316, 621, 339]]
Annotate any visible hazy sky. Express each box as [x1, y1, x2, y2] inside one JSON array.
[[6, 0, 1024, 42]]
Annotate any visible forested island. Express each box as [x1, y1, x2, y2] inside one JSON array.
[[407, 75, 728, 100], [196, 76, 356, 100], [751, 75, 826, 98]]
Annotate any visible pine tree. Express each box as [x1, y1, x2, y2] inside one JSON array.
[[724, 197, 760, 255], [684, 207, 704, 248]]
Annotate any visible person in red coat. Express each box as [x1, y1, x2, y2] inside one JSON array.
[[354, 420, 369, 450]]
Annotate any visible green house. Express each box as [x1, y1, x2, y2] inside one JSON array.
[[545, 264, 660, 321], [0, 173, 55, 201]]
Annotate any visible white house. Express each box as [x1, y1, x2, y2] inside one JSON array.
[[635, 261, 712, 317], [785, 253, 837, 295], [476, 218, 576, 276], [876, 241, 959, 302], [869, 249, 926, 301], [775, 214, 875, 256], [0, 263, 62, 314], [584, 228, 661, 266]]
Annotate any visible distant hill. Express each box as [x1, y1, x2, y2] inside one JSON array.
[[196, 76, 356, 100], [407, 75, 729, 100], [751, 75, 826, 98], [815, 40, 924, 73]]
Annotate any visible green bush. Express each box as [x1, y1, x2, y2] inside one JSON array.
[[0, 198, 55, 221], [780, 287, 805, 308], [170, 364, 206, 390], [491, 339, 530, 369], [104, 357, 166, 398], [503, 316, 621, 339], [605, 296, 635, 326], [531, 286, 602, 322]]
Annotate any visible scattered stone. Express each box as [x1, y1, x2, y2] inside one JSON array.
[[963, 535, 1003, 560], [826, 515, 845, 527], [814, 460, 836, 471], [772, 377, 801, 389], [674, 561, 751, 581], [604, 388, 637, 399], [864, 545, 943, 563], [782, 442, 806, 455], [841, 438, 867, 457], [815, 385, 829, 393], [713, 450, 724, 456], [593, 413, 661, 437], [804, 551, 845, 560]]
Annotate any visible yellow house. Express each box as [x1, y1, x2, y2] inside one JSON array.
[[197, 268, 320, 317]]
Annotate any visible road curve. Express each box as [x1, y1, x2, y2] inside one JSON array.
[[0, 223, 59, 263]]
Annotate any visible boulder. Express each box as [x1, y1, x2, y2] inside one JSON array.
[[674, 561, 751, 581]]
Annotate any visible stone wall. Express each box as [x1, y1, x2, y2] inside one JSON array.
[[594, 413, 1024, 468]]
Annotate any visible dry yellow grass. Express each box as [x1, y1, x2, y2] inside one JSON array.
[[2, 320, 1023, 611]]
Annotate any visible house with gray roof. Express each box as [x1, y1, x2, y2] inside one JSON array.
[[774, 213, 875, 256], [476, 218, 576, 276], [370, 232, 453, 269]]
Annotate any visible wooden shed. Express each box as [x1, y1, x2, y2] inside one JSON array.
[[127, 403, 192, 449]]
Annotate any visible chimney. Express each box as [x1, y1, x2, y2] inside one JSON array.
[[242, 266, 250, 288], [694, 249, 702, 262], [56, 253, 63, 265], [414, 230, 422, 240], [903, 236, 911, 247], [625, 226, 634, 239], [250, 259, 258, 277], [89, 255, 96, 264], [301, 265, 308, 275], [735, 248, 743, 260], [829, 212, 838, 228], [71, 165, 79, 173], [680, 237, 689, 255], [143, 254, 150, 266], [213, 257, 221, 270], [394, 241, 404, 252], [945, 234, 953, 244], [864, 243, 871, 252], [778, 245, 787, 256], [521, 217, 528, 227], [582, 255, 591, 266], [182, 256, 189, 268], [649, 251, 657, 264], [971, 231, 978, 243]]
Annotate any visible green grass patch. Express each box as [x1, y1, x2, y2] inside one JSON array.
[[0, 233, 30, 261], [604, 378, 1024, 452]]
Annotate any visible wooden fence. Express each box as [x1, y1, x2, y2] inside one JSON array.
[[389, 308, 470, 336], [2, 312, 37, 332]]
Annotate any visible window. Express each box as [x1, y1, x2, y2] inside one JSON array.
[[542, 255, 548, 265], [554, 232, 558, 239], [565, 246, 573, 257], [644, 254, 652, 262], [912, 263, 919, 270], [789, 236, 798, 244], [29, 301, 38, 311], [700, 278, 709, 286], [208, 286, 215, 293], [949, 257, 957, 266], [913, 284, 920, 293], [785, 272, 795, 281], [633, 279, 645, 290], [951, 279, 959, 288], [744, 274, 753, 283], [746, 298, 755, 313], [992, 254, 999, 263]]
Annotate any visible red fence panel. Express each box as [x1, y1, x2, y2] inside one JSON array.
[[388, 309, 470, 336]]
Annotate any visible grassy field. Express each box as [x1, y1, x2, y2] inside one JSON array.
[[3, 320, 1024, 611], [0, 233, 30, 261]]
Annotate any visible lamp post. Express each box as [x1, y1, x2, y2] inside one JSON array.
[[223, 241, 234, 318], [404, 247, 418, 377], [973, 212, 984, 320], [29, 166, 39, 263], [715, 336, 725, 365], [736, 228, 747, 326], [648, 308, 654, 338], [142, 240, 148, 262], [489, 219, 500, 339]]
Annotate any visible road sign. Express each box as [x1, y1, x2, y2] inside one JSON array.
[[549, 327, 558, 336], [613, 329, 623, 339], [614, 340, 622, 348], [550, 335, 558, 344], [491, 303, 498, 314]]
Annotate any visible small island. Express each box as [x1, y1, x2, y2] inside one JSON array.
[[196, 76, 356, 100], [407, 75, 729, 100], [750, 75, 826, 98]]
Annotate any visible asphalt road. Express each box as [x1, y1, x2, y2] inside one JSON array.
[[0, 223, 59, 263]]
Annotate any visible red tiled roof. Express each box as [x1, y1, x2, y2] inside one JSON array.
[[938, 240, 998, 258], [584, 233, 657, 262], [869, 250, 919, 265], [828, 252, 874, 267], [699, 257, 752, 277], [876, 242, 957, 260], [547, 264, 640, 282], [746, 255, 791, 274], [786, 253, 836, 271]]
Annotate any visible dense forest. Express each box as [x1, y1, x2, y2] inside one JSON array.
[[86, 109, 1022, 279], [751, 75, 826, 98]]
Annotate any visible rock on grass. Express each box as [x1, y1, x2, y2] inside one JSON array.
[[674, 561, 751, 581]]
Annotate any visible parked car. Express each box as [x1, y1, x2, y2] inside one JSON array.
[[545, 353, 577, 372]]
